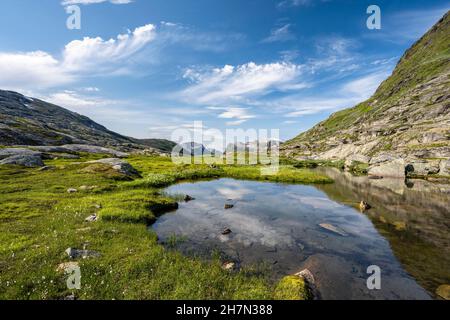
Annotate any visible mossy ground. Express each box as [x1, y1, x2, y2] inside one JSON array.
[[0, 154, 331, 300], [273, 275, 312, 300]]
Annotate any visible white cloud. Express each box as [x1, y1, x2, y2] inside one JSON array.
[[283, 71, 390, 117], [262, 24, 296, 43], [62, 24, 156, 73], [61, 0, 132, 6], [277, 0, 330, 8], [43, 90, 118, 109], [0, 24, 156, 91], [341, 71, 389, 98], [181, 62, 303, 105], [217, 107, 254, 120], [0, 51, 74, 90]]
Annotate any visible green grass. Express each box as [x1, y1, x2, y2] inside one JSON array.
[[0, 154, 332, 300]]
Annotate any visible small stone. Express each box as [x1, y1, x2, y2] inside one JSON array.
[[56, 261, 79, 272], [85, 214, 97, 222], [222, 262, 236, 271], [67, 188, 78, 194], [224, 204, 234, 209], [38, 166, 54, 171], [359, 201, 371, 211], [65, 247, 100, 259], [436, 284, 450, 300], [295, 268, 315, 286], [393, 221, 407, 231], [184, 195, 195, 202], [221, 228, 232, 235]]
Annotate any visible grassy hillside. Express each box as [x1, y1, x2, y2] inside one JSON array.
[[0, 90, 175, 153], [0, 154, 330, 300], [282, 11, 450, 161]]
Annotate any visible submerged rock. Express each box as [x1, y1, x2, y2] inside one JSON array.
[[221, 228, 232, 235], [184, 195, 195, 202], [224, 204, 234, 209], [319, 223, 348, 237]]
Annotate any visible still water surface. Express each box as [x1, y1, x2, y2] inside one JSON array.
[[152, 169, 450, 299]]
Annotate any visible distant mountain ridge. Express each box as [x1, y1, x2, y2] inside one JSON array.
[[282, 11, 450, 168], [0, 89, 174, 153]]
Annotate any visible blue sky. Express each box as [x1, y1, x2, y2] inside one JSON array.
[[0, 0, 448, 146]]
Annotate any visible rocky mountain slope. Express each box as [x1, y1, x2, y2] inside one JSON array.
[[282, 11, 450, 177], [0, 89, 173, 153]]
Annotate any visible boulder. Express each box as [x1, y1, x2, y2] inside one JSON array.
[[359, 201, 371, 211], [368, 159, 406, 178], [48, 153, 80, 160], [439, 160, 450, 176], [87, 158, 139, 177], [345, 154, 370, 165], [62, 144, 129, 158], [0, 148, 42, 160], [274, 273, 313, 300], [0, 154, 44, 167], [405, 159, 441, 177], [369, 154, 396, 165], [30, 146, 72, 153]]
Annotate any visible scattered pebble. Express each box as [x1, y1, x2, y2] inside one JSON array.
[[221, 228, 232, 235]]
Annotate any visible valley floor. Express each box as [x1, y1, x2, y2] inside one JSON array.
[[0, 154, 331, 300]]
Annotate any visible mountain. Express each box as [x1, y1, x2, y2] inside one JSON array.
[[282, 11, 450, 171], [0, 89, 173, 153], [137, 139, 177, 153]]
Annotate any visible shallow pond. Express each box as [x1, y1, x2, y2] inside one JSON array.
[[152, 169, 450, 300]]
